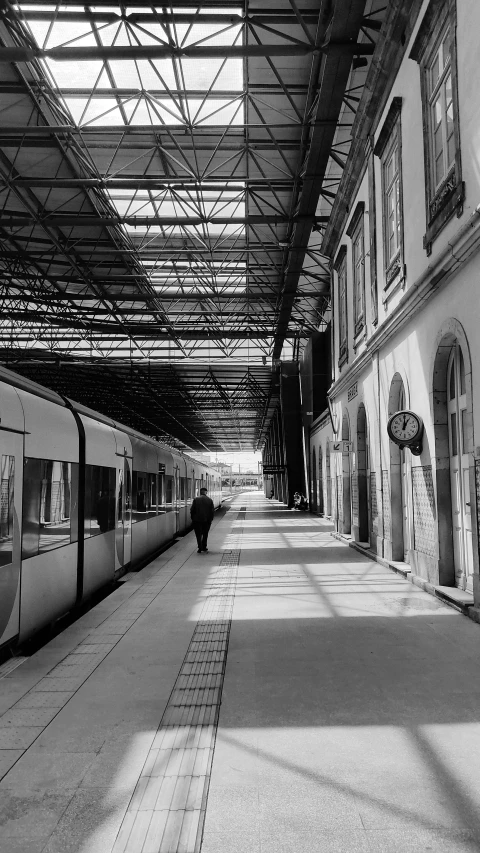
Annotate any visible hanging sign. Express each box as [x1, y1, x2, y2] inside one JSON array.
[[331, 440, 353, 453]]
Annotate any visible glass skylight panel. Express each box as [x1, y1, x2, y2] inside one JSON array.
[[47, 60, 104, 89]]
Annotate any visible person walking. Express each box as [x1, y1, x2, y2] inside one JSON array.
[[190, 487, 215, 553]]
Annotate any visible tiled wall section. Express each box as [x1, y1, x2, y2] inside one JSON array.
[[382, 470, 391, 541], [475, 460, 480, 547], [412, 466, 436, 557], [351, 474, 359, 526], [337, 475, 343, 522], [370, 473, 378, 535]]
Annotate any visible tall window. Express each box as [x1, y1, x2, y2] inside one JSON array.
[[346, 202, 365, 337], [352, 220, 365, 333], [334, 246, 348, 368], [384, 140, 401, 266], [428, 29, 454, 192], [410, 2, 463, 253], [374, 98, 404, 293]]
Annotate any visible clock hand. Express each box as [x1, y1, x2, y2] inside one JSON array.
[[402, 415, 408, 430]]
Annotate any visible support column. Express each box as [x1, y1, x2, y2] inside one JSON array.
[[280, 362, 307, 507]]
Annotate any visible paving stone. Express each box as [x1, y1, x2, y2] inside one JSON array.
[[41, 787, 131, 853], [0, 787, 75, 840], [260, 829, 371, 853], [0, 751, 96, 791], [0, 708, 59, 727], [0, 727, 43, 749], [14, 691, 74, 709], [81, 634, 123, 645], [0, 750, 23, 779], [365, 827, 480, 852], [31, 677, 86, 692], [200, 830, 260, 853], [72, 644, 116, 655]]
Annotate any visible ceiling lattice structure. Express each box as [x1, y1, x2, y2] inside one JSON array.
[[0, 0, 386, 451]]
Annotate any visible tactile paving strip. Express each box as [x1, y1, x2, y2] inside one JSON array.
[[113, 549, 241, 853]]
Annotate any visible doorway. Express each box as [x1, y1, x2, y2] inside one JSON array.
[[318, 445, 324, 515], [432, 325, 475, 589], [447, 344, 474, 592], [356, 404, 369, 542], [387, 374, 412, 562], [341, 413, 352, 534], [326, 441, 332, 516], [311, 447, 317, 513]]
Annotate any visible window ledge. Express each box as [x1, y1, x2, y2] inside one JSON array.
[[435, 585, 474, 608], [338, 346, 348, 369], [353, 326, 366, 351], [382, 270, 406, 305], [384, 255, 404, 290], [424, 179, 465, 255]]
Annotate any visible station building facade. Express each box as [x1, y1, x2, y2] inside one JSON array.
[[309, 0, 480, 614]]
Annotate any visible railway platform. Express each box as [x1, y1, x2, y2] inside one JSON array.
[[1, 493, 480, 853]]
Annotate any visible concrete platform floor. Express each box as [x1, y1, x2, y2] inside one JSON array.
[[1, 493, 480, 852]]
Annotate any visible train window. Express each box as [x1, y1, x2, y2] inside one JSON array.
[[158, 470, 166, 514], [187, 477, 193, 500], [148, 473, 157, 517], [195, 478, 201, 496], [22, 458, 78, 559], [85, 465, 116, 537], [180, 477, 187, 502], [0, 455, 15, 567], [132, 471, 148, 523], [165, 475, 173, 510]]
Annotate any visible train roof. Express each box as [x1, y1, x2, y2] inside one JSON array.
[[0, 364, 219, 473]]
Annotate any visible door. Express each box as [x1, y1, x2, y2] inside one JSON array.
[[447, 345, 473, 592], [173, 466, 180, 534], [398, 389, 412, 562], [116, 456, 132, 570], [311, 448, 317, 513], [0, 431, 22, 647]]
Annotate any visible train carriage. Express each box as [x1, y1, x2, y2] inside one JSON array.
[[0, 366, 222, 653]]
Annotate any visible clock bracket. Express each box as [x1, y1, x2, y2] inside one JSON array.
[[387, 411, 424, 456]]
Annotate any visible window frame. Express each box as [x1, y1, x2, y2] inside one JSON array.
[[22, 457, 78, 559], [374, 97, 405, 296], [410, 0, 464, 254], [334, 245, 348, 369], [346, 202, 366, 339]]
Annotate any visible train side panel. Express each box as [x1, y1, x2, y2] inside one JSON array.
[[81, 415, 122, 600], [0, 384, 25, 648], [19, 393, 79, 642]]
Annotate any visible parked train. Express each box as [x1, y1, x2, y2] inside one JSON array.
[[0, 365, 222, 652]]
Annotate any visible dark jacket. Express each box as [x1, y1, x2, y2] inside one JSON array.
[[190, 494, 214, 524]]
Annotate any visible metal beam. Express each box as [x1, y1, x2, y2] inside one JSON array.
[[0, 214, 329, 227], [273, 0, 369, 359], [0, 43, 374, 62], [5, 178, 295, 189], [21, 11, 319, 25]]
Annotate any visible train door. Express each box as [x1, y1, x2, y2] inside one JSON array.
[[0, 431, 23, 648], [116, 455, 132, 570], [174, 465, 180, 534]]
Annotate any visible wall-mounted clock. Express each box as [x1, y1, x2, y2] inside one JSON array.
[[387, 410, 424, 456]]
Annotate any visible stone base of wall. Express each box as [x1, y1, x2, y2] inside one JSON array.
[[409, 548, 438, 584], [383, 537, 393, 562]]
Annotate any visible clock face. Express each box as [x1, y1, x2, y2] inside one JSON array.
[[389, 411, 421, 444]]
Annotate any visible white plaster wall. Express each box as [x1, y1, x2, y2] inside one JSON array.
[[332, 0, 480, 369]]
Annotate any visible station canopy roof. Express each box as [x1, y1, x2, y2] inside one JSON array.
[[0, 0, 386, 451]]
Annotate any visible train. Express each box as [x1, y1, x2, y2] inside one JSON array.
[[0, 365, 222, 653]]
